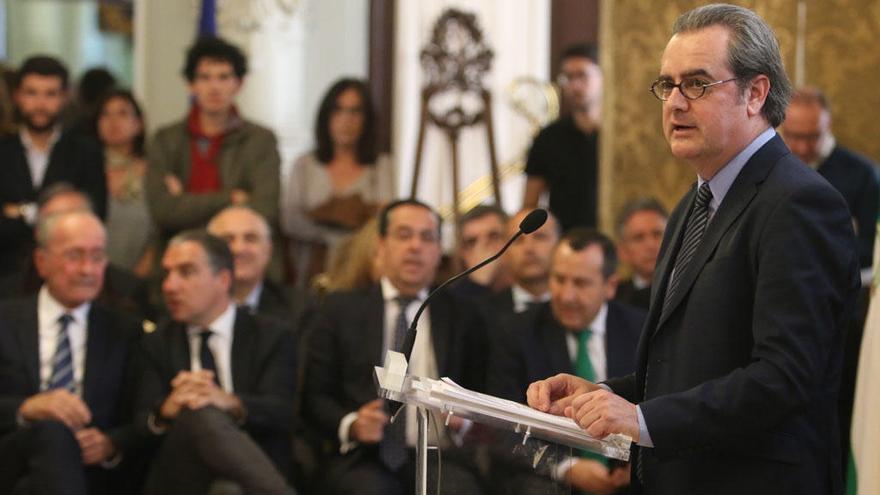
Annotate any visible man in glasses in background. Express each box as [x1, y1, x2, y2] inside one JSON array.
[[527, 5, 859, 494], [523, 43, 602, 232]]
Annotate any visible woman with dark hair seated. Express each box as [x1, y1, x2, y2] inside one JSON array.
[[281, 78, 394, 288], [96, 89, 156, 278]]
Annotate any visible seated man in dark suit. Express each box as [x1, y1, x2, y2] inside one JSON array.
[[451, 204, 510, 298], [487, 209, 560, 320], [207, 206, 310, 325], [0, 210, 140, 495], [0, 56, 106, 278], [0, 183, 154, 321], [304, 199, 488, 495], [134, 230, 296, 495], [490, 228, 645, 494], [614, 198, 667, 311]]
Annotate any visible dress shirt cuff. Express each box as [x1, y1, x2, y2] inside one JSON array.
[[147, 412, 169, 435], [16, 410, 29, 428], [450, 418, 473, 447], [20, 202, 38, 226], [636, 405, 653, 448], [598, 383, 611, 392], [101, 452, 123, 469], [552, 456, 577, 482], [338, 412, 360, 454]]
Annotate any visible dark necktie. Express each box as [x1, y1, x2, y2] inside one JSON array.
[[380, 296, 416, 471], [660, 182, 713, 321], [48, 314, 75, 393], [198, 329, 220, 386]]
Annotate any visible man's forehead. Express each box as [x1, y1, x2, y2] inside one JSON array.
[[195, 58, 235, 75], [388, 205, 437, 229], [660, 26, 731, 78]]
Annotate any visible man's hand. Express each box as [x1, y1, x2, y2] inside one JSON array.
[[350, 399, 389, 444], [230, 189, 250, 205], [164, 174, 183, 196], [159, 370, 214, 419], [3, 202, 21, 219], [76, 427, 116, 465], [526, 373, 600, 416], [568, 389, 640, 442], [566, 459, 629, 494], [18, 389, 92, 430]]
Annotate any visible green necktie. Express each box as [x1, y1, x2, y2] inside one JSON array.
[[575, 328, 596, 382], [574, 328, 606, 471]]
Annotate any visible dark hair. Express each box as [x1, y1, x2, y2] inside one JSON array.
[[458, 204, 508, 232], [95, 88, 146, 157], [314, 78, 378, 164], [78, 67, 117, 105], [168, 230, 235, 281], [17, 55, 69, 90], [182, 36, 247, 82], [672, 4, 791, 128], [557, 227, 618, 279], [378, 199, 442, 239], [560, 43, 598, 64], [615, 197, 668, 238]]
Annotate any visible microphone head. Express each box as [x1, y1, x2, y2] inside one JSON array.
[[520, 208, 548, 234]]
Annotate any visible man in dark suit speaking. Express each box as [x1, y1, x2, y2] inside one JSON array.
[[527, 4, 860, 495]]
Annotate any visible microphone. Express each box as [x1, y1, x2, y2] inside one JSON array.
[[399, 208, 548, 363]]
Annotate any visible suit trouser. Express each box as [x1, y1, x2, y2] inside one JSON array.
[[0, 420, 87, 495], [143, 407, 294, 495]]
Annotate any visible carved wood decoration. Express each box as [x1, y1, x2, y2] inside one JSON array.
[[410, 8, 502, 232]]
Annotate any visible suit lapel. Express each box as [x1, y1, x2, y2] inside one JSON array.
[[11, 138, 36, 197], [428, 293, 451, 376], [543, 310, 573, 375], [82, 306, 110, 407], [367, 285, 386, 365], [653, 135, 785, 335], [604, 304, 622, 378], [231, 310, 254, 392], [169, 323, 191, 374], [13, 297, 41, 392]]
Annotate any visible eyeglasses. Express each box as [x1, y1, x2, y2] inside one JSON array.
[[556, 71, 590, 88], [650, 77, 737, 101]]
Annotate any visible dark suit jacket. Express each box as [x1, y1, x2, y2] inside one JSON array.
[[0, 296, 141, 489], [0, 132, 107, 277], [604, 135, 860, 495], [615, 279, 652, 311], [488, 300, 645, 403], [303, 284, 488, 450], [133, 308, 297, 476], [257, 278, 312, 333], [817, 145, 880, 268]]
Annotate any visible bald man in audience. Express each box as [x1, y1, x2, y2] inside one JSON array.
[[207, 206, 309, 326], [0, 183, 153, 321], [781, 87, 879, 269], [0, 210, 141, 495]]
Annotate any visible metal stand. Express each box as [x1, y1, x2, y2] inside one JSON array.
[[416, 406, 429, 495]]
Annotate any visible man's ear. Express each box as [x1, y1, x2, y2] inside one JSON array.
[[745, 74, 771, 118]]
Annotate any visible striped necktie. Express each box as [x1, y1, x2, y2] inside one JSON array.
[[48, 314, 75, 393], [380, 296, 416, 471], [660, 182, 713, 321]]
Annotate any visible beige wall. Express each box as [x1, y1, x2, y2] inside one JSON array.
[[599, 0, 878, 233]]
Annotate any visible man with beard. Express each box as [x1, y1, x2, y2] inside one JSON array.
[[0, 56, 106, 278]]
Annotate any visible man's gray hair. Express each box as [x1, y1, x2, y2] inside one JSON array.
[[35, 210, 104, 248], [673, 3, 791, 127]]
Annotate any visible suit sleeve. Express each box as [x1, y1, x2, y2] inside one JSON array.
[[640, 182, 859, 452], [302, 296, 353, 438], [145, 130, 231, 233], [486, 316, 529, 403], [237, 325, 297, 434]]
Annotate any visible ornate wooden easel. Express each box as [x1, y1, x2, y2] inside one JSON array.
[[410, 9, 502, 232]]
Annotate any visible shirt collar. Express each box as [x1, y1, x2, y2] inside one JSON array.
[[38, 285, 91, 325], [808, 133, 836, 170], [631, 274, 650, 290], [20, 127, 61, 152], [698, 126, 776, 212], [242, 281, 264, 311], [187, 302, 237, 340], [586, 302, 608, 337], [380, 277, 428, 304], [511, 284, 549, 305]]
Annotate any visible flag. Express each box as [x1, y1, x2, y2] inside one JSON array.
[[846, 222, 880, 494], [198, 0, 217, 37]]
